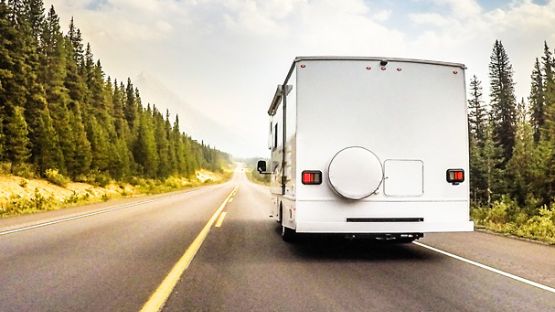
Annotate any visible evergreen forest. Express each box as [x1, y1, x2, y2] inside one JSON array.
[[0, 0, 229, 184], [469, 40, 555, 242]]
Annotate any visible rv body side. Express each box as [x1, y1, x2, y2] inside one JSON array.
[[267, 57, 473, 237]]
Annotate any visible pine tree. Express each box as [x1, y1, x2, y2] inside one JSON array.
[[543, 42, 554, 96], [67, 17, 84, 67], [481, 118, 504, 206], [489, 40, 517, 164], [1, 0, 27, 122], [124, 78, 138, 129], [467, 75, 488, 204], [154, 107, 171, 178], [134, 106, 159, 178], [40, 5, 72, 173], [7, 0, 23, 24], [67, 105, 91, 178], [86, 115, 110, 171], [469, 133, 482, 204], [63, 31, 91, 177], [543, 42, 555, 140], [23, 0, 44, 38], [506, 99, 537, 204], [32, 102, 64, 173], [165, 110, 177, 175], [468, 75, 487, 145], [530, 58, 545, 142], [0, 0, 15, 128], [172, 115, 186, 175], [5, 106, 30, 169]]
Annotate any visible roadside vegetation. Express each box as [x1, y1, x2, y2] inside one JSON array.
[[468, 40, 555, 244], [0, 1, 231, 217], [0, 168, 231, 218]]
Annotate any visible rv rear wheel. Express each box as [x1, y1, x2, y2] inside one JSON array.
[[281, 225, 296, 242]]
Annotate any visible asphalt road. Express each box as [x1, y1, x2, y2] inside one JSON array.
[[0, 169, 554, 312]]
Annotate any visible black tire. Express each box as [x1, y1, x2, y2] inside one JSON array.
[[281, 224, 296, 242]]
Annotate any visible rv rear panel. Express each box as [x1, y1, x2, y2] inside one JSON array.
[[268, 57, 473, 235]]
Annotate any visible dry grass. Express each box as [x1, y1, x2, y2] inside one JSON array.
[[0, 169, 231, 218]]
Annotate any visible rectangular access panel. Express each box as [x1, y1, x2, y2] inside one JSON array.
[[384, 159, 424, 197]]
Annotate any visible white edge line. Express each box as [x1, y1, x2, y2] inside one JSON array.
[[0, 199, 156, 236], [413, 241, 555, 294]]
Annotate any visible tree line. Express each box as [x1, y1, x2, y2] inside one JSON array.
[[468, 39, 555, 213], [0, 0, 228, 182]]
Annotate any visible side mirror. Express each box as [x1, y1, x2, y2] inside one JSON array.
[[257, 160, 268, 174]]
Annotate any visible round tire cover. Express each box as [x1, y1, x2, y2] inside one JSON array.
[[327, 146, 383, 199]]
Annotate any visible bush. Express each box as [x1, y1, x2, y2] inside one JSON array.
[[19, 179, 28, 188], [64, 191, 80, 204], [486, 200, 510, 224], [164, 176, 187, 189], [0, 188, 56, 217], [94, 172, 111, 187], [516, 206, 555, 243], [44, 169, 70, 187], [0, 162, 11, 174], [13, 163, 37, 179], [471, 198, 555, 244]]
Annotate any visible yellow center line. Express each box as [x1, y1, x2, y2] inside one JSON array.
[[140, 186, 238, 312], [214, 212, 228, 228]]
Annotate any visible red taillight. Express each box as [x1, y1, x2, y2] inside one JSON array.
[[446, 169, 464, 184], [302, 170, 322, 185]]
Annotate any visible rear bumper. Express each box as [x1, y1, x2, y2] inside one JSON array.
[[295, 220, 474, 233]]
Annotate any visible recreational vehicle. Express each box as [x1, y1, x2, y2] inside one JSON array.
[[257, 57, 474, 242]]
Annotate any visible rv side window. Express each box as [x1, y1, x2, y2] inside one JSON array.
[[273, 123, 278, 150]]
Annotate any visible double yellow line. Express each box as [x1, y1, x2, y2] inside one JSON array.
[[140, 186, 238, 312]]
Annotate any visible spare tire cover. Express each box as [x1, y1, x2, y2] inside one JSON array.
[[327, 146, 383, 200]]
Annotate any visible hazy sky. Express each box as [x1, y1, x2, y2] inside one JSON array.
[[45, 0, 555, 158]]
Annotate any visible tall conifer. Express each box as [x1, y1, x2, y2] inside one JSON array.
[[489, 40, 517, 164]]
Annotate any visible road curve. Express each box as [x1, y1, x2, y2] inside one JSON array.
[[0, 169, 554, 311]]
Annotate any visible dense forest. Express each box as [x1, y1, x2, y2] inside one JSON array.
[[468, 40, 555, 242], [0, 0, 229, 183]]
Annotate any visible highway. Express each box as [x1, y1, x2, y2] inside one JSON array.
[[0, 169, 554, 311]]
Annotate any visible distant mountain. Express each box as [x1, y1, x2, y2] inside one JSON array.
[[135, 72, 240, 153]]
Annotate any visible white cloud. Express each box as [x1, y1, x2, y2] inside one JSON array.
[[409, 12, 451, 26], [373, 9, 392, 22], [428, 0, 482, 18]]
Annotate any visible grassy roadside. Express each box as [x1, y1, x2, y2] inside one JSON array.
[[0, 169, 232, 219], [471, 199, 555, 245]]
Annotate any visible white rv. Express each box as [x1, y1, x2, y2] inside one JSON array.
[[257, 57, 474, 242]]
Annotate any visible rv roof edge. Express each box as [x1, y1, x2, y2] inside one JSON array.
[[293, 56, 466, 69], [267, 85, 283, 116], [268, 85, 293, 116]]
